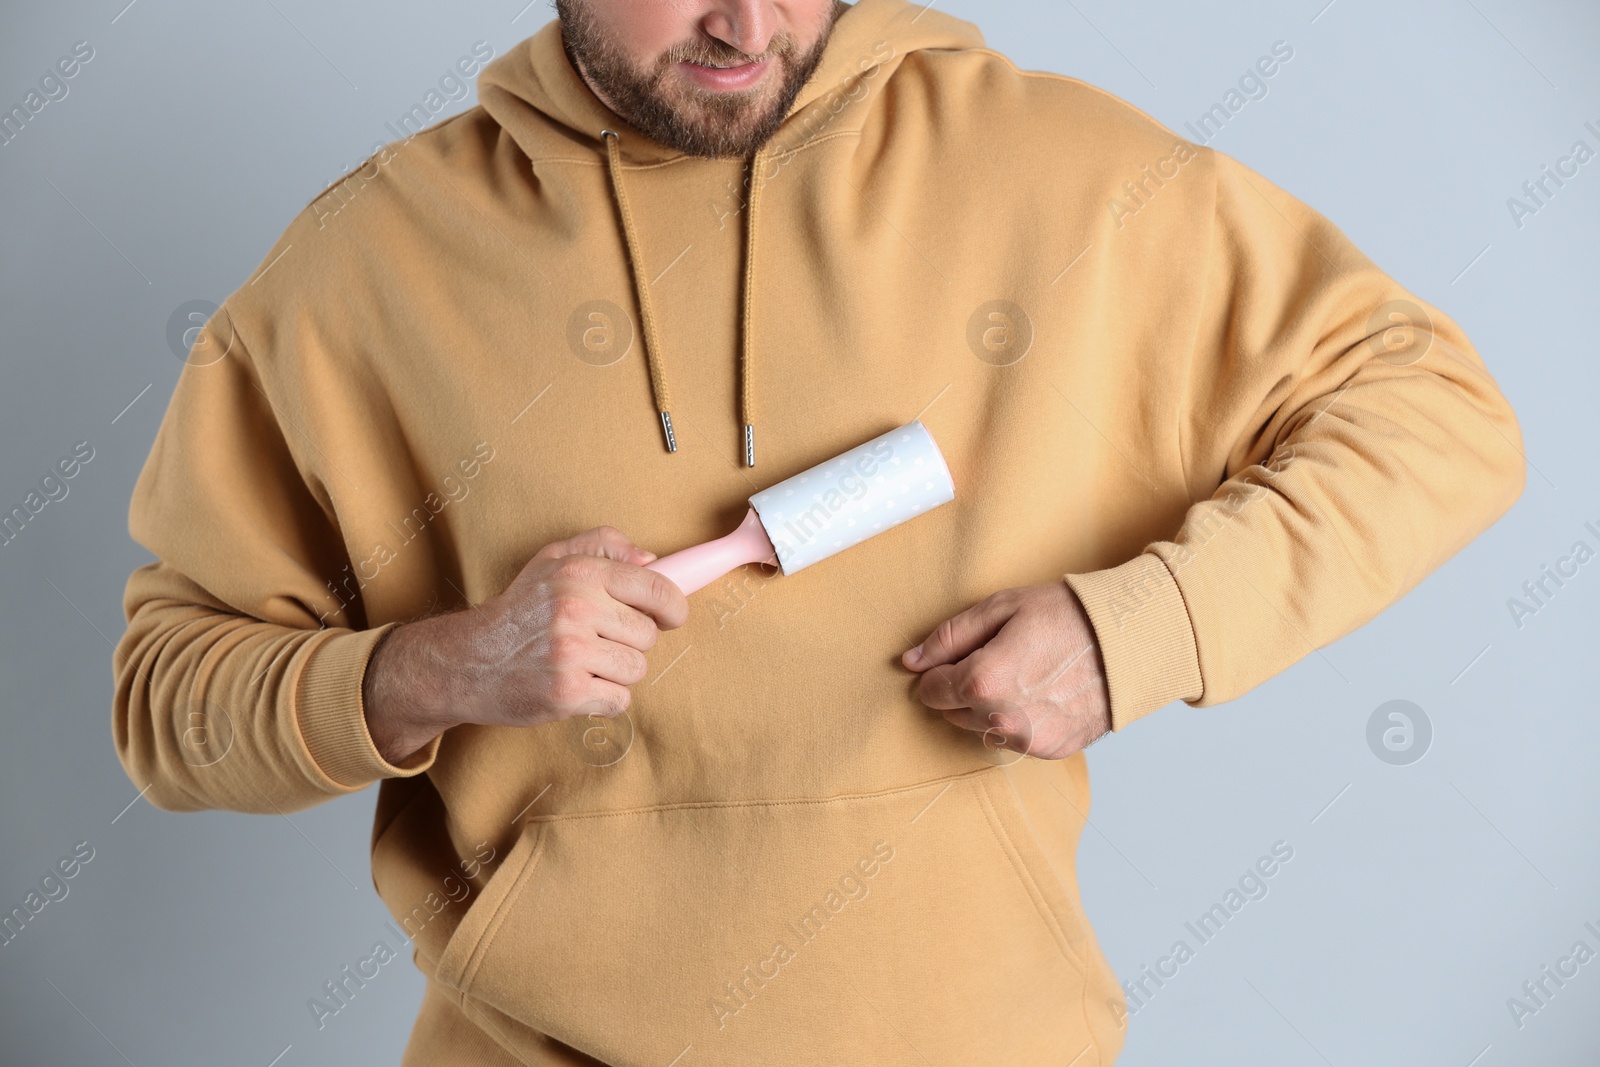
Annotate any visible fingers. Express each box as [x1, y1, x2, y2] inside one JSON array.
[[595, 558, 690, 631], [533, 529, 687, 631], [941, 705, 1039, 756], [555, 675, 633, 719], [575, 636, 650, 688], [899, 584, 1115, 763], [535, 525, 657, 566], [914, 645, 997, 712], [903, 592, 1017, 673], [535, 628, 644, 718], [593, 601, 662, 653], [546, 567, 665, 652]]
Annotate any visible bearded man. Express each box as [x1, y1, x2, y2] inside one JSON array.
[[115, 1, 1523, 1063]]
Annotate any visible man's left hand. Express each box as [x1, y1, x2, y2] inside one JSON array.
[[902, 582, 1112, 760]]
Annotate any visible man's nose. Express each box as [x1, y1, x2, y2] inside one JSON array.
[[701, 0, 779, 57]]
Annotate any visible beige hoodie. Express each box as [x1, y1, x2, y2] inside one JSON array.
[[113, 1, 1524, 1062]]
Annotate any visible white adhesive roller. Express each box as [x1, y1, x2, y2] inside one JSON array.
[[645, 420, 956, 595], [748, 419, 956, 575]]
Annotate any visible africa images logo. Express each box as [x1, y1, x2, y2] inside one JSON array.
[[566, 300, 635, 367], [1366, 700, 1432, 766], [966, 300, 1033, 367], [175, 698, 235, 769], [165, 300, 235, 366]]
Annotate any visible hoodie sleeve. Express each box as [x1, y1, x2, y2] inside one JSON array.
[[112, 309, 440, 814], [1065, 149, 1526, 730]]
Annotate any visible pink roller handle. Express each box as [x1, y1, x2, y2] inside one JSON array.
[[645, 507, 779, 596]]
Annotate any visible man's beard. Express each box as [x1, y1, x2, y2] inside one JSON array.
[[556, 0, 845, 158]]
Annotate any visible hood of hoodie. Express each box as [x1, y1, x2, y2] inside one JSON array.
[[475, 0, 984, 466]]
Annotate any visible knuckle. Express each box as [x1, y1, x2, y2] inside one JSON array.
[[1002, 711, 1036, 742], [960, 668, 1005, 704], [549, 593, 589, 623], [619, 647, 648, 683], [554, 555, 596, 581], [546, 633, 584, 664], [533, 538, 570, 562], [980, 709, 1016, 737]]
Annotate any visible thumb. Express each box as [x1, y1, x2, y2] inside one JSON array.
[[903, 595, 1016, 672], [536, 525, 657, 565]]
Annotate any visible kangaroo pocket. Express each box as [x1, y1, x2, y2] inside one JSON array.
[[430, 768, 1113, 1067]]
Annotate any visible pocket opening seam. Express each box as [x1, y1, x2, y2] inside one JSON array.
[[973, 779, 1087, 978], [975, 782, 1106, 1064], [452, 822, 549, 997], [996, 768, 1109, 1066]]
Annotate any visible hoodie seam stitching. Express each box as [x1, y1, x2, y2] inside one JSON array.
[[455, 822, 548, 995], [528, 129, 860, 172], [974, 778, 1083, 974], [521, 765, 1008, 823], [768, 129, 861, 162], [300, 108, 481, 219], [528, 155, 689, 171], [972, 779, 1104, 1064]]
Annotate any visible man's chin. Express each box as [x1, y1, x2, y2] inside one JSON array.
[[651, 85, 790, 157], [666, 121, 777, 159]]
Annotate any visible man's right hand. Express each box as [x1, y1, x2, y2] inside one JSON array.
[[362, 526, 688, 764]]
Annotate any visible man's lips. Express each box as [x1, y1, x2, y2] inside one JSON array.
[[677, 58, 771, 92]]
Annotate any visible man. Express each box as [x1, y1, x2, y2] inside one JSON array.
[[114, 0, 1523, 1063]]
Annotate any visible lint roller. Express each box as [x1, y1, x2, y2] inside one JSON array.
[[645, 419, 956, 596]]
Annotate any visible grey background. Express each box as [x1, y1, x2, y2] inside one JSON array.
[[1, 0, 1595, 1063]]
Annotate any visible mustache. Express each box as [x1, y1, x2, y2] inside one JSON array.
[[665, 33, 799, 68]]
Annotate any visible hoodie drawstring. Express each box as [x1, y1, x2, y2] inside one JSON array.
[[601, 129, 677, 454], [739, 149, 764, 468], [599, 128, 762, 467]]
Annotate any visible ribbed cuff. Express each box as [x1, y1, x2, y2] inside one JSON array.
[[295, 623, 442, 789], [1064, 553, 1204, 731]]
